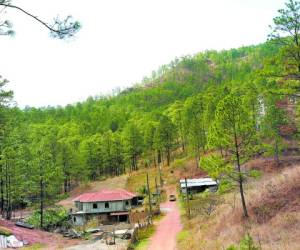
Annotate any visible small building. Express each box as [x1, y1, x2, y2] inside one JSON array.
[[71, 189, 141, 226], [180, 178, 218, 194]]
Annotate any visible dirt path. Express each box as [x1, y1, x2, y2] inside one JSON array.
[[148, 187, 182, 250]]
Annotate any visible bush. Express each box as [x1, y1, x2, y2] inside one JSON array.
[[226, 234, 259, 250], [239, 234, 259, 250], [26, 206, 68, 230], [138, 185, 148, 195]]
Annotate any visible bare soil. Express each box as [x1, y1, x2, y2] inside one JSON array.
[[0, 219, 81, 249]]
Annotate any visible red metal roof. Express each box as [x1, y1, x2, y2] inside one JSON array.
[[73, 189, 137, 202]]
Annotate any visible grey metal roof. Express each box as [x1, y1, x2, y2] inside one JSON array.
[[180, 178, 217, 188]]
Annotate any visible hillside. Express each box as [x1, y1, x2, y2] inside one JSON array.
[[177, 157, 300, 250], [1, 34, 300, 249], [0, 40, 290, 211]]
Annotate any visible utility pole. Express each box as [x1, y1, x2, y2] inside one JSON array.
[[185, 177, 190, 218], [146, 172, 152, 223], [155, 177, 160, 203], [158, 163, 163, 187]]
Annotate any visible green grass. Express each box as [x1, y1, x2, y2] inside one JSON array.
[[129, 224, 156, 250], [22, 243, 45, 250], [177, 230, 190, 242], [132, 238, 150, 250]]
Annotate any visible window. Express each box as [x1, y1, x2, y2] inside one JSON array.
[[73, 217, 76, 222], [125, 200, 129, 206], [93, 203, 98, 209], [105, 202, 109, 208]]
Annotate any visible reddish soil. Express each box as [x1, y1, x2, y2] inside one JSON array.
[[148, 187, 182, 250], [0, 219, 81, 249]]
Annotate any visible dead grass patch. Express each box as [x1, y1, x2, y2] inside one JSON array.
[[178, 165, 300, 250]]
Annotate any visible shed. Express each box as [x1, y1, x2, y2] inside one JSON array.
[[180, 178, 218, 194]]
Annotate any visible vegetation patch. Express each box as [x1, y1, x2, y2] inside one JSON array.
[[0, 226, 12, 236], [26, 206, 68, 230], [177, 230, 189, 244], [129, 224, 155, 250]]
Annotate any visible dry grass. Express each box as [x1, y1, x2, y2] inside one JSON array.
[[177, 164, 300, 250], [126, 155, 206, 194], [126, 167, 162, 194]]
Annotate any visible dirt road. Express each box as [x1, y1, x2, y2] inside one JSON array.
[[148, 188, 182, 250]]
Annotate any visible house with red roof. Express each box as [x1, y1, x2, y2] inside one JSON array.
[[71, 189, 141, 225]]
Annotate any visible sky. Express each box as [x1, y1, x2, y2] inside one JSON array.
[[0, 0, 286, 108]]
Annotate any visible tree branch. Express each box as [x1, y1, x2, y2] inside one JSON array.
[[0, 3, 80, 38]]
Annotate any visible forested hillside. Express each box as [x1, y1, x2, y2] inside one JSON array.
[[0, 31, 297, 224]]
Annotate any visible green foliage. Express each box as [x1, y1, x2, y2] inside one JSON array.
[[200, 154, 233, 179], [227, 234, 259, 250], [217, 180, 235, 194], [226, 245, 238, 250], [26, 206, 68, 230], [248, 169, 262, 178], [138, 185, 148, 195], [176, 230, 190, 242], [128, 225, 155, 250]]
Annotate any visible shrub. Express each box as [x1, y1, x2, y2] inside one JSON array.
[[26, 205, 68, 230], [226, 234, 259, 250], [239, 234, 259, 250]]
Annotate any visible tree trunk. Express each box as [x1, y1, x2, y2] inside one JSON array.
[[6, 173, 11, 220], [153, 153, 156, 168], [234, 130, 249, 218], [40, 178, 44, 228], [220, 147, 224, 158], [274, 139, 280, 166], [146, 172, 152, 224], [0, 165, 4, 214], [157, 150, 162, 165], [166, 149, 170, 166]]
